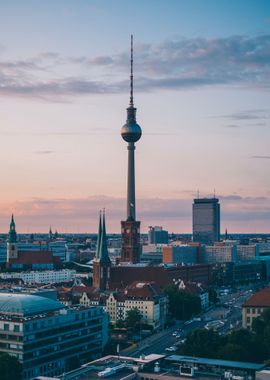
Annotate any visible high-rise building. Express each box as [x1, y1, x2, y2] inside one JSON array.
[[120, 36, 142, 263], [148, 226, 169, 244], [193, 197, 220, 245]]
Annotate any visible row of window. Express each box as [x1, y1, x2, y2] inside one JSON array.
[[246, 307, 264, 314], [2, 323, 20, 332]]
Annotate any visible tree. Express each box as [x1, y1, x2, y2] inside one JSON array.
[[165, 285, 201, 320], [180, 326, 266, 363], [252, 308, 270, 361], [115, 319, 126, 328], [179, 328, 222, 358], [0, 353, 22, 380], [125, 308, 142, 330]]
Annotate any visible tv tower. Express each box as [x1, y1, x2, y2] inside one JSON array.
[[120, 35, 142, 263]]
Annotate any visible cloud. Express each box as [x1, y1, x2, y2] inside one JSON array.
[[0, 34, 270, 100], [0, 194, 269, 233], [217, 109, 270, 121], [224, 124, 241, 128], [34, 150, 55, 155], [251, 155, 270, 159]]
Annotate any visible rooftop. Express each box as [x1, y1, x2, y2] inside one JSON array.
[[165, 355, 265, 371], [243, 287, 270, 307], [0, 292, 64, 316]]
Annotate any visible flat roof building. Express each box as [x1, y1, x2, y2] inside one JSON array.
[[0, 292, 108, 380], [193, 198, 220, 245]]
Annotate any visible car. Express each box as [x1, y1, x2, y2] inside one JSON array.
[[172, 331, 178, 337], [175, 334, 181, 339], [176, 338, 186, 345], [184, 320, 193, 325], [165, 346, 177, 352]]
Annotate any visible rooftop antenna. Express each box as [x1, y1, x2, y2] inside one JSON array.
[[214, 188, 216, 199], [197, 189, 200, 199], [130, 34, 134, 107]]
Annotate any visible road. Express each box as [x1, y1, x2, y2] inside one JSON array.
[[127, 287, 255, 357], [129, 320, 205, 357]]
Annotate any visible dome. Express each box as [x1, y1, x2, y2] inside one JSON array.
[[0, 293, 64, 316]]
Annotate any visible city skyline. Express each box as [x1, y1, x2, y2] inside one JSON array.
[[0, 1, 270, 233]]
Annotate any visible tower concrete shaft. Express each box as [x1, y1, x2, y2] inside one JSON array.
[[127, 142, 136, 220]]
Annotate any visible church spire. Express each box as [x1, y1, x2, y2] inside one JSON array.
[[93, 209, 111, 290], [96, 210, 102, 259], [9, 214, 17, 243], [100, 209, 110, 263]]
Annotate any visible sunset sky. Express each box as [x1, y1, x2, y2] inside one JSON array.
[[0, 0, 270, 233]]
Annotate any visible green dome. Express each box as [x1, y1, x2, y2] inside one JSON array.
[[0, 293, 64, 316]]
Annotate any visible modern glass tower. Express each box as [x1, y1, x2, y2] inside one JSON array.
[[120, 35, 142, 263], [192, 197, 220, 245]]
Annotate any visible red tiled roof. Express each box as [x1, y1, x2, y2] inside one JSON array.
[[243, 287, 270, 307], [109, 264, 212, 289], [72, 285, 94, 295]]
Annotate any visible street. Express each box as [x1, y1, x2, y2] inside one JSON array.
[[126, 287, 254, 357]]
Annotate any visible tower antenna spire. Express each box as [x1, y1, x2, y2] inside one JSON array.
[[130, 34, 134, 106]]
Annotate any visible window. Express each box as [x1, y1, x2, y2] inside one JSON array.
[[14, 325, 20, 332], [247, 308, 250, 314], [4, 324, 9, 331]]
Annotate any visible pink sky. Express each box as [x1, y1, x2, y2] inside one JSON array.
[[0, 2, 269, 233]]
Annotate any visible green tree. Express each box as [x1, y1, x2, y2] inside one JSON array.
[[0, 353, 22, 380], [125, 308, 142, 330], [252, 308, 270, 361], [115, 319, 126, 328], [217, 343, 245, 361], [165, 285, 201, 320], [179, 328, 222, 358]]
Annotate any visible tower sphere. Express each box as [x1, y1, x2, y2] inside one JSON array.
[[121, 119, 142, 143], [121, 104, 142, 143]]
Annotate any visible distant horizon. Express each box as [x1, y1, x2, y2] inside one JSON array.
[[1, 232, 269, 236]]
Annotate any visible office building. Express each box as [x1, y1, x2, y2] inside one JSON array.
[[237, 244, 259, 261], [121, 36, 142, 263], [193, 197, 220, 245], [141, 244, 164, 263], [0, 269, 76, 284], [148, 226, 169, 244], [163, 245, 198, 264], [202, 244, 237, 263], [213, 261, 266, 286], [0, 292, 108, 380]]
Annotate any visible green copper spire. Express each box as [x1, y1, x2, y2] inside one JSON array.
[[100, 209, 110, 263], [95, 211, 102, 260], [9, 214, 17, 243], [95, 210, 111, 263]]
